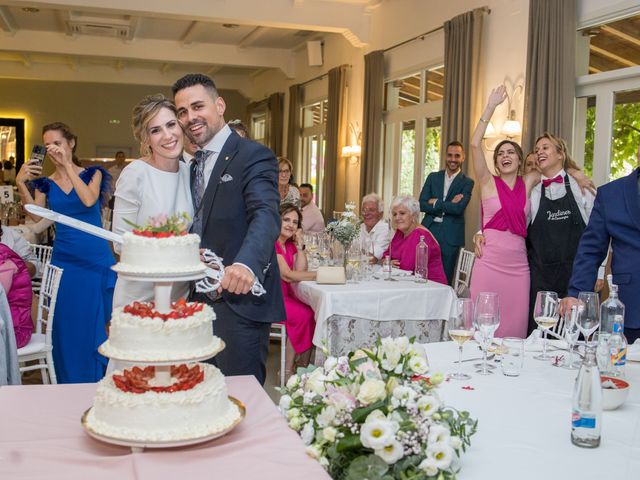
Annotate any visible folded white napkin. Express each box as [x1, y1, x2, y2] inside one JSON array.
[[628, 340, 640, 362], [524, 330, 568, 352], [372, 267, 413, 279]]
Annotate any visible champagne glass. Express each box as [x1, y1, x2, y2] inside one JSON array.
[[474, 292, 500, 375], [562, 305, 581, 369], [533, 291, 559, 361], [576, 292, 600, 346], [449, 298, 475, 380]]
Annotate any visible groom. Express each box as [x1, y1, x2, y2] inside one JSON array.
[[173, 73, 285, 385]]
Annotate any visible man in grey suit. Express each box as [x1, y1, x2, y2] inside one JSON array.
[[173, 74, 285, 385], [419, 141, 475, 285]]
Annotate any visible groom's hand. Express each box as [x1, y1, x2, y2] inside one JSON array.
[[220, 264, 255, 295]]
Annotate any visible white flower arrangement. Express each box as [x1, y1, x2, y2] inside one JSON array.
[[279, 337, 477, 479], [325, 202, 362, 250]]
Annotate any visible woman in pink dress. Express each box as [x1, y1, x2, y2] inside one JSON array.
[[382, 196, 447, 285], [275, 204, 317, 378], [0, 241, 33, 348]]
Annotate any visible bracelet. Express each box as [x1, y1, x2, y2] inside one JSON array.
[[479, 118, 489, 124]]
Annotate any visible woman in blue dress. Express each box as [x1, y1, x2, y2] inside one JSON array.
[[16, 122, 115, 383]]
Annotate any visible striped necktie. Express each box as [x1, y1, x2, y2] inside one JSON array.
[[191, 150, 213, 235]]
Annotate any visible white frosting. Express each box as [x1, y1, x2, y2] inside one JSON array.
[[117, 232, 203, 273], [87, 363, 241, 442], [102, 303, 220, 361]]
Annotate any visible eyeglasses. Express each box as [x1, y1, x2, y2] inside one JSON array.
[[279, 169, 291, 174], [361, 208, 378, 214]]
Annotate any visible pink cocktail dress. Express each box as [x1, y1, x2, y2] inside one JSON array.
[[275, 241, 315, 354], [383, 227, 448, 285], [470, 177, 530, 338]]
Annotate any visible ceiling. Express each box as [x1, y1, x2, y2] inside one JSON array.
[[0, 0, 383, 93], [585, 12, 640, 74]]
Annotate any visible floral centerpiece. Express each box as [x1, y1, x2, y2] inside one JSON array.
[[279, 337, 477, 479], [325, 203, 362, 268], [125, 212, 191, 237]]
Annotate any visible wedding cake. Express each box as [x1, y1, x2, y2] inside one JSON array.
[[100, 299, 222, 361], [86, 364, 240, 442]]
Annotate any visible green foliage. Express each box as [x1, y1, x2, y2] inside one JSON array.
[[400, 128, 416, 195]]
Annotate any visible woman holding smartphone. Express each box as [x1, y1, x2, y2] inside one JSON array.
[[16, 122, 115, 384]]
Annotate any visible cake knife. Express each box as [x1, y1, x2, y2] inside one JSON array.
[[24, 204, 123, 244]]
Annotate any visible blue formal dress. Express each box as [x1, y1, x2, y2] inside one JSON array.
[[32, 167, 116, 383]]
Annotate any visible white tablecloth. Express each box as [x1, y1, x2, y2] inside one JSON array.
[[295, 279, 457, 353], [425, 341, 640, 479]]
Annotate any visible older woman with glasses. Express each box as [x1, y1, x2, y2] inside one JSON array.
[[278, 157, 300, 207], [382, 196, 447, 284]]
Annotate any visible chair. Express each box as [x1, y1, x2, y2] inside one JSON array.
[[453, 248, 475, 297], [270, 323, 287, 388], [28, 243, 53, 294], [17, 264, 63, 384]]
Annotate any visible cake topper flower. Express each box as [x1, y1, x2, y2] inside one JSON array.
[[125, 212, 192, 237]]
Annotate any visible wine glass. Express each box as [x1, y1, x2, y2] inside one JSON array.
[[448, 298, 475, 380], [346, 241, 362, 283], [474, 292, 500, 375], [533, 291, 559, 361], [562, 305, 581, 370], [576, 292, 600, 345]]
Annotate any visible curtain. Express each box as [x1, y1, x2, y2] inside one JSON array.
[[323, 65, 348, 218], [359, 50, 385, 199], [442, 8, 484, 170], [268, 92, 284, 157], [287, 84, 303, 173], [522, 0, 576, 153]]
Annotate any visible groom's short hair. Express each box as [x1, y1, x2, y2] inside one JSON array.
[[172, 73, 219, 98]]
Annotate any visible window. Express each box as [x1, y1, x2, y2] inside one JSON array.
[[382, 65, 444, 201], [574, 12, 640, 184], [300, 99, 328, 206], [251, 113, 266, 145]]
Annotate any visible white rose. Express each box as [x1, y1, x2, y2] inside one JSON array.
[[286, 374, 300, 390], [301, 421, 315, 445], [305, 444, 322, 460], [316, 405, 337, 428], [278, 394, 292, 413], [357, 379, 387, 405], [360, 419, 398, 449], [394, 337, 410, 354], [323, 426, 337, 443], [304, 368, 327, 394], [303, 392, 316, 405], [375, 439, 405, 465], [289, 416, 304, 431], [408, 355, 429, 375], [287, 407, 300, 420], [418, 457, 439, 476], [392, 385, 416, 403], [450, 435, 463, 450], [416, 395, 441, 417], [427, 442, 454, 470], [323, 356, 338, 372], [428, 425, 450, 445], [409, 342, 427, 359], [364, 409, 386, 424]]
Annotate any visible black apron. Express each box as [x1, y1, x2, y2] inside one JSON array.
[[526, 175, 585, 333]]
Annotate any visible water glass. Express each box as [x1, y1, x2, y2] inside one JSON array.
[[474, 292, 500, 375], [501, 337, 524, 376], [594, 331, 612, 374], [533, 291, 559, 361], [562, 305, 581, 370], [576, 292, 600, 345]]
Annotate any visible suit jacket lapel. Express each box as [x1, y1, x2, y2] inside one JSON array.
[[200, 134, 240, 232], [623, 168, 640, 232]]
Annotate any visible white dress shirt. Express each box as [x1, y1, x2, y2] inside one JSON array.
[[200, 124, 232, 190], [528, 169, 595, 226], [443, 170, 460, 200], [302, 201, 325, 233], [359, 219, 391, 260]]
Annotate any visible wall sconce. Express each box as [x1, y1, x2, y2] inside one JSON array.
[[342, 144, 361, 165]]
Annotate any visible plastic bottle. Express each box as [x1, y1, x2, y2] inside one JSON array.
[[571, 346, 602, 448], [600, 275, 625, 334], [608, 314, 627, 378], [414, 235, 428, 283]]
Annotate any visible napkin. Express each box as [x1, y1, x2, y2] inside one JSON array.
[[628, 340, 640, 362], [373, 267, 413, 279], [524, 329, 568, 352]]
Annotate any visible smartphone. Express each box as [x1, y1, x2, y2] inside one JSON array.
[[29, 145, 47, 167]]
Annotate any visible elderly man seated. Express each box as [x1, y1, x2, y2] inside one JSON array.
[[358, 193, 390, 261]]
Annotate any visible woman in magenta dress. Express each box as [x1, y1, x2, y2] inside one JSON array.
[[275, 204, 317, 378], [0, 242, 33, 349], [382, 196, 447, 285]]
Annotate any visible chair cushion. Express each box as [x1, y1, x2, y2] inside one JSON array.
[[17, 333, 47, 356]]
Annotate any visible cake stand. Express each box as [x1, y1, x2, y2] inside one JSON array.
[[82, 266, 245, 453]]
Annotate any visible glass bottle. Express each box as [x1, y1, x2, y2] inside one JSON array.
[[600, 275, 625, 334], [571, 346, 602, 448], [414, 235, 428, 283]]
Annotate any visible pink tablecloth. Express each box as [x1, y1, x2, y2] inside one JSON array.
[[0, 376, 330, 480]]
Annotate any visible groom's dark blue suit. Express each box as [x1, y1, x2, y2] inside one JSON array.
[[192, 129, 285, 384]]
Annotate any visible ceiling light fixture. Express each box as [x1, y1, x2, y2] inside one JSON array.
[[222, 24, 240, 29], [22, 7, 40, 13]]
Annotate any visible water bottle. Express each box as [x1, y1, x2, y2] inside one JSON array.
[[571, 346, 602, 448], [608, 314, 627, 378], [600, 275, 625, 334], [414, 235, 428, 283]]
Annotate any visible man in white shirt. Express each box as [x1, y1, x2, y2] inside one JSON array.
[[358, 193, 390, 260], [526, 133, 596, 333], [107, 151, 127, 187], [299, 183, 325, 233], [1, 225, 38, 277]]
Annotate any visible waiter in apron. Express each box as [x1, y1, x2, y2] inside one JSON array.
[[526, 133, 597, 334]]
